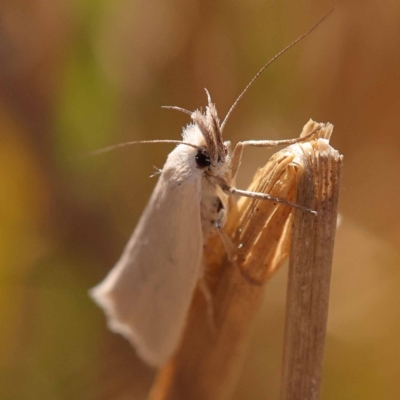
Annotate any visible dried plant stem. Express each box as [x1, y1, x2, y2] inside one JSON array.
[[150, 121, 341, 400], [281, 135, 343, 400]]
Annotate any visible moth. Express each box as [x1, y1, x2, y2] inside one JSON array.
[[90, 12, 331, 367]]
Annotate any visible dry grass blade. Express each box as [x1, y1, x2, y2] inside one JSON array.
[[150, 120, 342, 400]]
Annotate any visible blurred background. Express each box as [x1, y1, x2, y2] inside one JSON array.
[[1, 0, 400, 399]]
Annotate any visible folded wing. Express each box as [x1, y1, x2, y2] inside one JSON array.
[[90, 170, 203, 367]]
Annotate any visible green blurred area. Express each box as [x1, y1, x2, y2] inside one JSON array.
[[1, 1, 400, 399]]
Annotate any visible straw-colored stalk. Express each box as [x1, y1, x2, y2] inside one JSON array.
[[281, 123, 342, 400], [150, 120, 342, 400]]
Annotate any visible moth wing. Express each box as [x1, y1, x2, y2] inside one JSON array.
[[90, 172, 203, 367]]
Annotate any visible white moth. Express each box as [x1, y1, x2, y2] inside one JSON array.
[[90, 13, 330, 367]]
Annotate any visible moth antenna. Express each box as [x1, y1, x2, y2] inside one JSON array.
[[162, 106, 193, 116], [220, 8, 335, 133], [79, 140, 202, 158]]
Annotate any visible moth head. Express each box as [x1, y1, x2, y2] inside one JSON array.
[[191, 89, 226, 169]]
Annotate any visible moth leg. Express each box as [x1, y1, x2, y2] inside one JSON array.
[[224, 185, 317, 215], [216, 229, 238, 262], [230, 127, 319, 180], [149, 165, 162, 178], [198, 278, 216, 335], [215, 208, 238, 262]]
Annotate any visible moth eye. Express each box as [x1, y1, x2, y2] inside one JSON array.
[[195, 150, 211, 168]]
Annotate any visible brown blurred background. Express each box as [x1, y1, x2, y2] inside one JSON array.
[[1, 0, 400, 399]]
